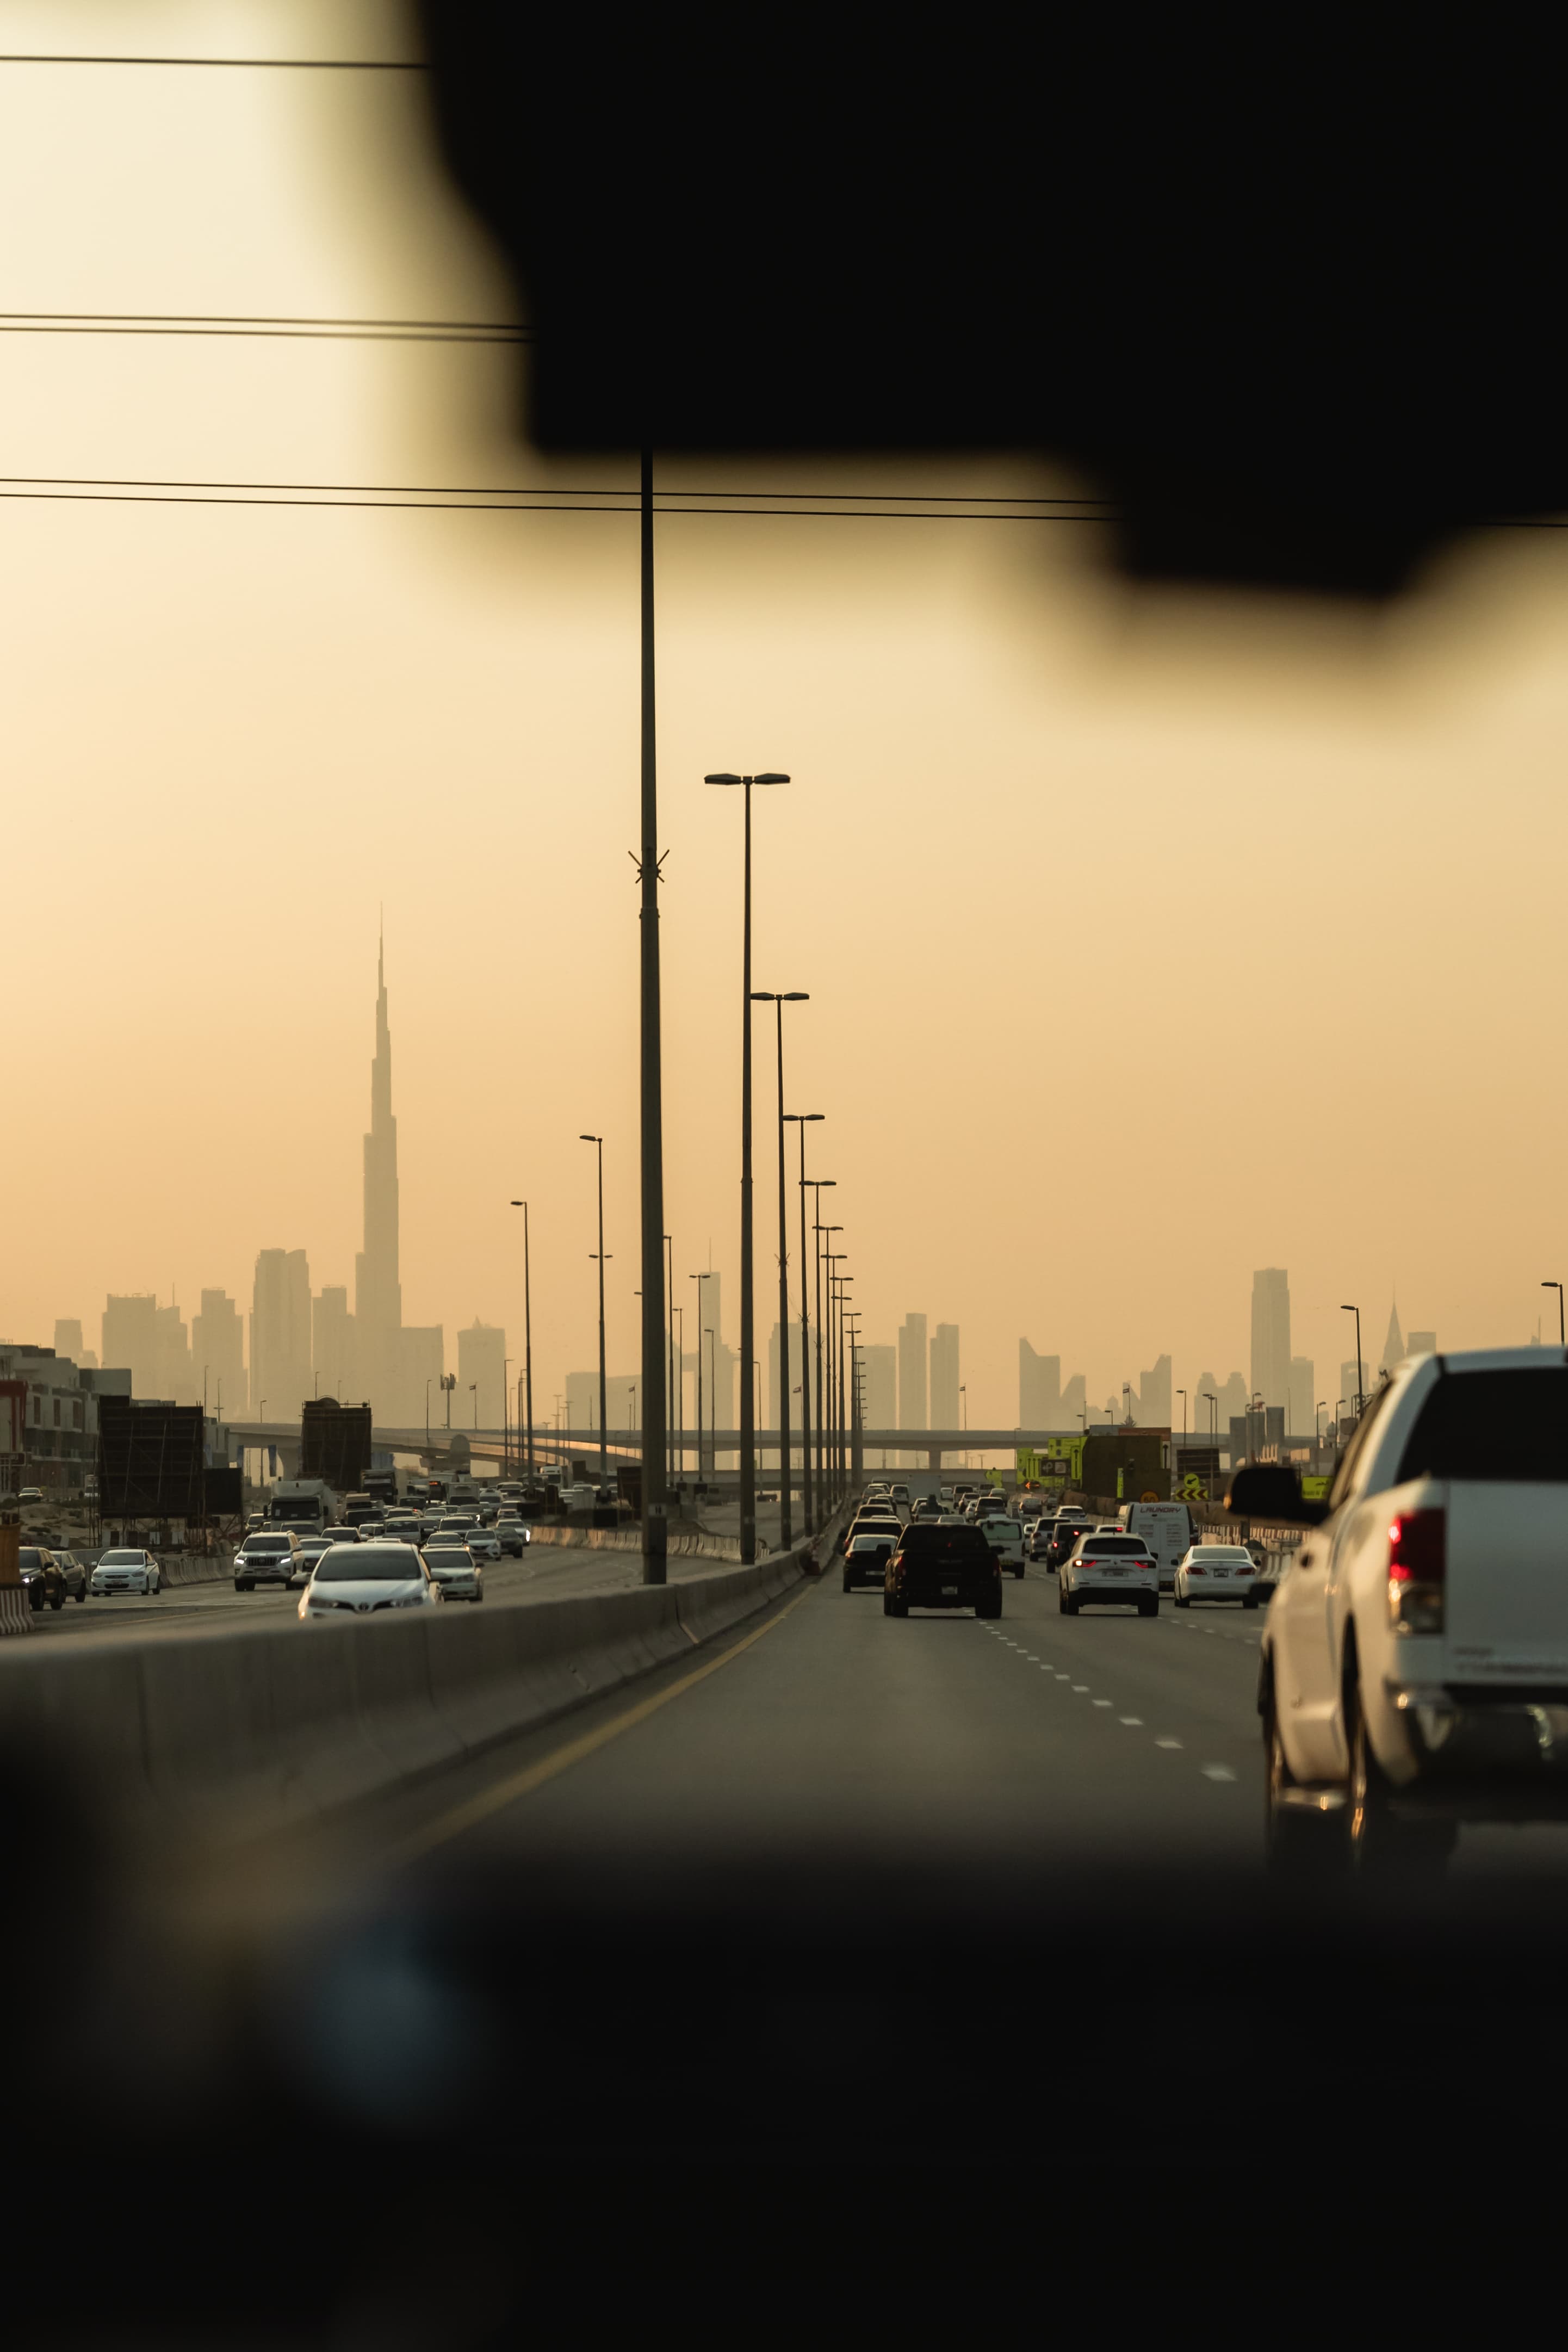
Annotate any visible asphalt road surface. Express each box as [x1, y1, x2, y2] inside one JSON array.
[[20, 1540, 699, 1643]]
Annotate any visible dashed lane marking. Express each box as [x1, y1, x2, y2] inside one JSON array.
[[1201, 1763, 1238, 1781], [1092, 1699, 1112, 1709], [1155, 1737, 1183, 1749], [1071, 1683, 1089, 1693], [1119, 1716, 1143, 1725]]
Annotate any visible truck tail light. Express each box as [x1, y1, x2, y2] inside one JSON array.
[[1387, 1508, 1446, 1635]]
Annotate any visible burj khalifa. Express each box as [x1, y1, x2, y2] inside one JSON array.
[[355, 933, 404, 1415]]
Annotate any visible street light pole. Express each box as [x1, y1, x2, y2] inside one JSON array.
[[784, 1117, 825, 1534], [581, 1134, 609, 1483], [634, 449, 670, 1579], [755, 994, 809, 1545], [1341, 1303, 1364, 1417], [708, 776, 789, 1562], [1544, 1280, 1565, 1346], [511, 1201, 535, 1481], [689, 1273, 713, 1480]]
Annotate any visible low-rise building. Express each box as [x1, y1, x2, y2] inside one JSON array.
[[0, 1343, 131, 1496]]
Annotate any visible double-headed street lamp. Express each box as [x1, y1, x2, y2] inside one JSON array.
[[754, 992, 809, 1545], [581, 1135, 609, 1481], [708, 773, 789, 1565]]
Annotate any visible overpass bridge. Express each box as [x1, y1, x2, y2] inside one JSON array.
[[225, 1422, 1115, 1479]]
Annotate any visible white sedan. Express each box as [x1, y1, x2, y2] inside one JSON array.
[[89, 1547, 162, 1596], [464, 1527, 503, 1562], [299, 1541, 443, 1619], [1173, 1544, 1261, 1607]]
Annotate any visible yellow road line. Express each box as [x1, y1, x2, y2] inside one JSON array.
[[389, 1580, 818, 1866]]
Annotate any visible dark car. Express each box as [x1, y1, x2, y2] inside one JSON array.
[[18, 1546, 67, 1611], [1242, 1550, 1281, 1609], [49, 1550, 89, 1604], [884, 1523, 1001, 1619], [842, 1534, 894, 1592], [1044, 1515, 1093, 1573]]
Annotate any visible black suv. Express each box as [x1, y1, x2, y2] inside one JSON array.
[[1045, 1517, 1093, 1574], [884, 1523, 1001, 1619]]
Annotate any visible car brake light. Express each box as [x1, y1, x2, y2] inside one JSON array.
[[1387, 1507, 1446, 1635], [1188, 1565, 1205, 1576]]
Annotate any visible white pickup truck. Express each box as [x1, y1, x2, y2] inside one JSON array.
[[1260, 1347, 1568, 1866]]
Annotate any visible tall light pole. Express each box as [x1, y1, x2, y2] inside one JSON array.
[[425, 1378, 432, 1449], [1177, 1387, 1187, 1439], [820, 1228, 844, 1505], [707, 775, 789, 1563], [503, 1356, 512, 1475], [1341, 1303, 1364, 1417], [1545, 1280, 1565, 1345], [664, 1234, 674, 1485], [754, 993, 809, 1544], [581, 1134, 609, 1482], [637, 449, 669, 1584], [510, 1201, 535, 1480], [673, 1304, 685, 1486], [784, 1117, 825, 1532], [690, 1272, 714, 1480], [1316, 1398, 1325, 1445]]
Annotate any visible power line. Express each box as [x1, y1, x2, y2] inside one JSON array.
[[0, 314, 528, 343], [0, 472, 1112, 510], [0, 55, 423, 69], [0, 485, 1113, 521]]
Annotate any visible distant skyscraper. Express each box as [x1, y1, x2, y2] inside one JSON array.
[[1250, 1269, 1291, 1410], [312, 1287, 356, 1406], [1340, 1358, 1365, 1416], [102, 1295, 158, 1395], [458, 1320, 506, 1428], [930, 1324, 960, 1427], [1406, 1329, 1437, 1358], [54, 1319, 83, 1362], [355, 936, 404, 1419], [1059, 1372, 1087, 1423], [1288, 1355, 1315, 1438], [194, 1289, 247, 1414], [863, 1344, 896, 1432], [1020, 1342, 1061, 1426], [1377, 1301, 1405, 1377], [898, 1314, 928, 1429], [251, 1249, 312, 1422], [1136, 1353, 1172, 1427]]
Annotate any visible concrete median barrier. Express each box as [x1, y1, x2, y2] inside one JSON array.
[[0, 1527, 834, 1845]]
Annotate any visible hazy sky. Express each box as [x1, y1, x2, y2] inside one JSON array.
[[5, 0, 1568, 1429]]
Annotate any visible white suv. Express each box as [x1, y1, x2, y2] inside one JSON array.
[[233, 1530, 302, 1591], [1059, 1532, 1160, 1617], [1261, 1347, 1568, 1867]]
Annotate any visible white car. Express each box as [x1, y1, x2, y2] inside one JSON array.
[[422, 1542, 483, 1600], [1260, 1346, 1568, 1866], [89, 1547, 162, 1596], [464, 1527, 503, 1562], [233, 1530, 303, 1590], [1174, 1543, 1261, 1606], [1059, 1533, 1160, 1617], [299, 1540, 443, 1618], [981, 1515, 1026, 1579]]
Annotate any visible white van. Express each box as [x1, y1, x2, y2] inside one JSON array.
[[1115, 1501, 1193, 1590]]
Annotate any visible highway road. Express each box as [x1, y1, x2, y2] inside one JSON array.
[[20, 1539, 718, 1643]]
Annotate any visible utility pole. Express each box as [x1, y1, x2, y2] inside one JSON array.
[[639, 450, 669, 1582]]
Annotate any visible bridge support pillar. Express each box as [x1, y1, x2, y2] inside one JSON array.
[[928, 1445, 942, 1472]]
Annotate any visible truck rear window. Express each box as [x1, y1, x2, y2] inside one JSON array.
[[897, 1527, 990, 1563], [1397, 1369, 1568, 1484]]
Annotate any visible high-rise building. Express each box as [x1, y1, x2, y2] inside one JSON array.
[[193, 1289, 247, 1414], [1406, 1329, 1437, 1358], [863, 1344, 896, 1433], [458, 1320, 506, 1428], [1020, 1342, 1061, 1426], [251, 1249, 312, 1423], [1378, 1302, 1405, 1377], [930, 1323, 960, 1427], [401, 1328, 445, 1428], [355, 936, 404, 1420], [1250, 1269, 1291, 1410], [898, 1314, 928, 1429], [1340, 1358, 1366, 1417], [1136, 1353, 1172, 1427], [312, 1287, 355, 1406], [102, 1295, 159, 1396], [54, 1319, 83, 1362], [1287, 1354, 1315, 1439]]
